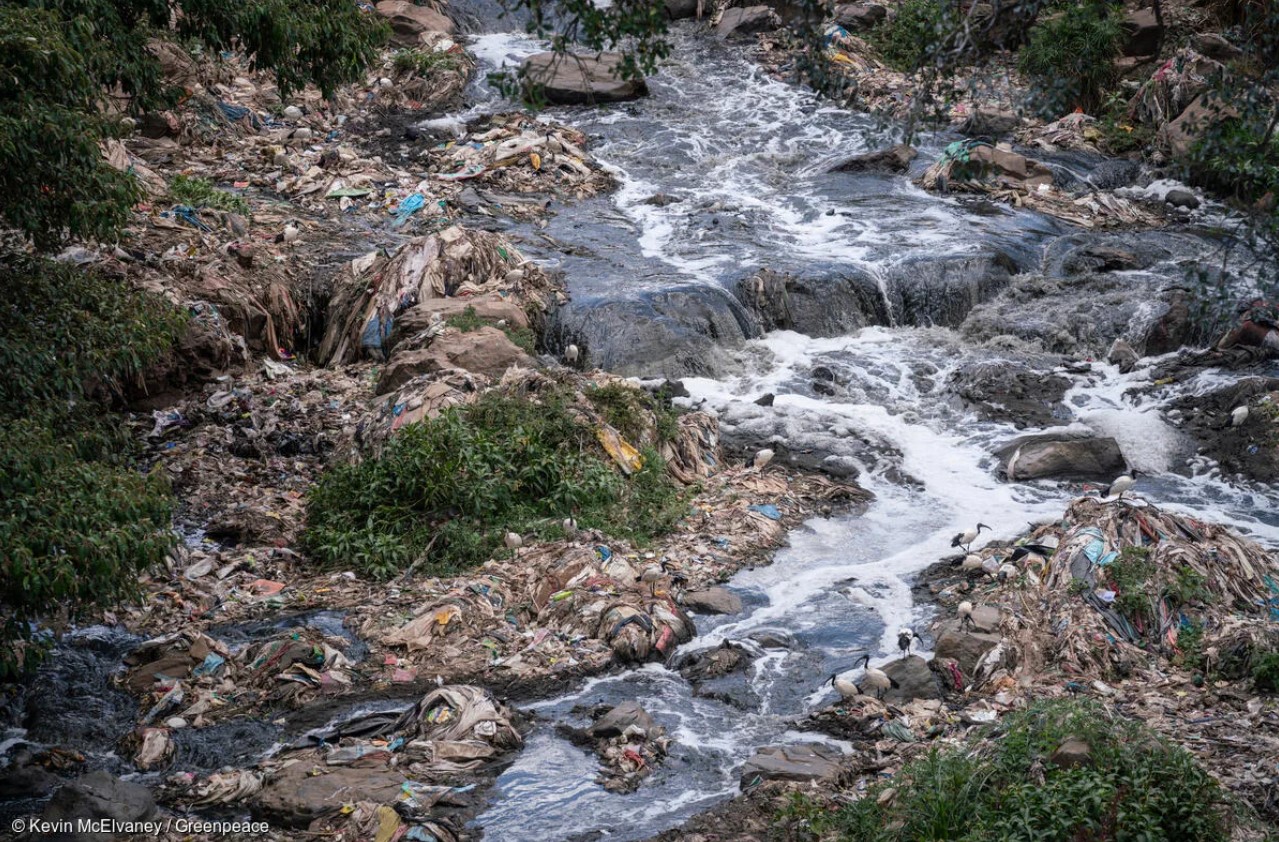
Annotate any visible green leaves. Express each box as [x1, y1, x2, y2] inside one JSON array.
[[304, 390, 686, 580], [1018, 1, 1123, 117], [1, 0, 385, 251]]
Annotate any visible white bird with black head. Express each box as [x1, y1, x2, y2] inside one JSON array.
[[951, 523, 990, 551]]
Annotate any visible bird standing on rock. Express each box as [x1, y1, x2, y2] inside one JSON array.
[[853, 654, 895, 700], [1103, 469, 1139, 501], [960, 553, 984, 575], [951, 523, 990, 551], [1231, 405, 1249, 427], [752, 448, 775, 470], [897, 627, 922, 658], [564, 344, 580, 365], [958, 600, 975, 632]]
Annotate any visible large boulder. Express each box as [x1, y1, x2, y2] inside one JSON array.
[[521, 52, 648, 105], [954, 106, 1023, 139], [1160, 93, 1238, 158], [548, 285, 758, 379], [832, 2, 886, 30], [376, 327, 532, 393], [882, 655, 942, 703], [883, 251, 1017, 327], [964, 144, 1054, 189], [256, 764, 409, 828], [735, 267, 885, 337], [1121, 8, 1163, 57], [664, 0, 700, 18], [995, 433, 1126, 481], [947, 359, 1071, 429], [934, 621, 1001, 676], [739, 744, 842, 787], [682, 586, 744, 615], [375, 0, 454, 46], [716, 5, 781, 37], [42, 772, 156, 841], [830, 144, 917, 173]]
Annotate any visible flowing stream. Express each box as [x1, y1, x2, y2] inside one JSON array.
[[458, 22, 1279, 842], [4, 17, 1279, 842]]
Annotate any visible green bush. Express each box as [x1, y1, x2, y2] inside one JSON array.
[[0, 0, 385, 250], [1018, 1, 1123, 117], [1254, 649, 1279, 693], [1191, 118, 1279, 210], [167, 174, 250, 216], [586, 382, 681, 446], [392, 48, 462, 77], [869, 0, 954, 72], [0, 257, 185, 677], [304, 391, 686, 579], [784, 700, 1234, 841]]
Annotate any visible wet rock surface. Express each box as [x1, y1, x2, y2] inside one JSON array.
[[946, 357, 1072, 428], [995, 432, 1127, 481], [739, 744, 842, 787]]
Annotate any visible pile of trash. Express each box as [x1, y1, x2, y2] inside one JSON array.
[[1015, 112, 1104, 155], [566, 702, 671, 793], [162, 685, 519, 836], [424, 113, 616, 212], [918, 140, 1165, 228], [317, 226, 560, 368]]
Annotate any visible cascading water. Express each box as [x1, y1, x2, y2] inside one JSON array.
[[461, 22, 1279, 842]]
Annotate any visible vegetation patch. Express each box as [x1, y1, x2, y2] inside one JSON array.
[[392, 48, 462, 77], [867, 0, 953, 72], [1018, 0, 1122, 117], [0, 257, 185, 677], [167, 174, 250, 216], [304, 390, 687, 580], [445, 305, 540, 355], [586, 382, 681, 446], [782, 699, 1234, 841]]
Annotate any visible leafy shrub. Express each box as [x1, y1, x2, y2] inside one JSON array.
[[446, 305, 486, 332], [784, 699, 1234, 841], [869, 0, 954, 72], [586, 382, 681, 446], [392, 48, 462, 77], [1018, 1, 1123, 117], [1106, 546, 1154, 621], [1191, 118, 1279, 212], [0, 0, 385, 249], [167, 175, 250, 216], [1254, 649, 1279, 693], [0, 257, 184, 676], [304, 391, 686, 579]]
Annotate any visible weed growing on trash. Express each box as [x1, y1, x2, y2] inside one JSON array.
[[1254, 650, 1279, 694], [867, 0, 952, 72], [0, 257, 183, 676], [392, 48, 462, 78], [304, 391, 686, 579], [586, 383, 682, 447], [167, 175, 250, 216], [445, 305, 539, 354], [1106, 546, 1155, 622], [782, 699, 1234, 841]]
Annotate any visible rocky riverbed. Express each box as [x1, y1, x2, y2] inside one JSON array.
[[3, 0, 1279, 840]]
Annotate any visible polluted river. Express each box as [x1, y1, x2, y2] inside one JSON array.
[[5, 12, 1279, 842]]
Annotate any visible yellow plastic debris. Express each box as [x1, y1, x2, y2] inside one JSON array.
[[596, 424, 644, 475]]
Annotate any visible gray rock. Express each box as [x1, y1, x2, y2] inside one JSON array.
[[682, 586, 744, 615], [882, 655, 942, 702], [969, 604, 1001, 633], [1165, 188, 1200, 209], [43, 772, 156, 841], [830, 144, 917, 173], [548, 284, 758, 379], [735, 267, 885, 337], [676, 642, 753, 681], [996, 433, 1125, 481], [521, 52, 648, 105], [1193, 32, 1242, 61], [664, 0, 700, 19], [739, 744, 842, 787], [1049, 738, 1093, 769], [934, 622, 1001, 676], [716, 5, 780, 37], [832, 2, 886, 30], [947, 358, 1071, 429], [1107, 339, 1140, 373], [884, 252, 1017, 328], [749, 629, 795, 649], [589, 701, 661, 739], [1086, 158, 1141, 191], [1121, 8, 1163, 57]]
